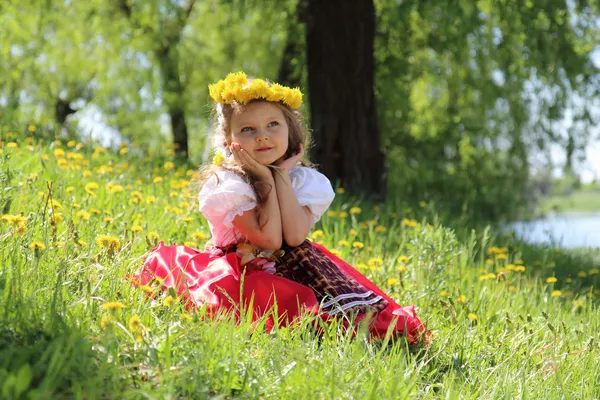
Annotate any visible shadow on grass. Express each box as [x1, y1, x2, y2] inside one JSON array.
[[0, 315, 121, 399]]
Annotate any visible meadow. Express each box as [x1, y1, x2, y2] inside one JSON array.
[[1, 129, 599, 399]]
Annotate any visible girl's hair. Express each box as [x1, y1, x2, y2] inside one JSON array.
[[195, 97, 312, 209]]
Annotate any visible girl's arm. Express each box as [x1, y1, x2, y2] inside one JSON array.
[[230, 144, 282, 250], [273, 144, 312, 246], [231, 175, 282, 250], [273, 170, 313, 246]]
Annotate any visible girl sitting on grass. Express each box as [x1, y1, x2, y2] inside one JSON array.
[[134, 72, 427, 343]]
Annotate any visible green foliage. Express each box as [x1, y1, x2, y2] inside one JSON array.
[[1, 0, 599, 222], [374, 0, 600, 222]]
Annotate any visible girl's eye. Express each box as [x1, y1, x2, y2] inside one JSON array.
[[268, 121, 279, 128], [241, 127, 254, 133]]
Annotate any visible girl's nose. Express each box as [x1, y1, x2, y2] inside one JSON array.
[[256, 129, 268, 142]]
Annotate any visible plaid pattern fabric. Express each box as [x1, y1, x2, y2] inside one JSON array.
[[273, 240, 388, 316]]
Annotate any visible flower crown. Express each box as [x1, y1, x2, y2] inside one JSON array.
[[208, 72, 303, 109]]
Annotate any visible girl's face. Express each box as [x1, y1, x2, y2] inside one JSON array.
[[228, 101, 289, 165]]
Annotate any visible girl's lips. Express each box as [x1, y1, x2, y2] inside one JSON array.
[[256, 147, 273, 152]]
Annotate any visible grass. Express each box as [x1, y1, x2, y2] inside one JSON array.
[[1, 129, 600, 399], [539, 187, 600, 214]]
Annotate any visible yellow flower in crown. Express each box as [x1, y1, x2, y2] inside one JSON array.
[[208, 71, 303, 109]]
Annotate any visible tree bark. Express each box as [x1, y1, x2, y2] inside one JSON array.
[[157, 46, 189, 157], [277, 0, 306, 89], [305, 0, 384, 198]]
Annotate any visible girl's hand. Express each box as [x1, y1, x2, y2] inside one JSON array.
[[274, 143, 304, 172], [231, 143, 273, 181]]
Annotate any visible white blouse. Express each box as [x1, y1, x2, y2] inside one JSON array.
[[198, 166, 335, 247]]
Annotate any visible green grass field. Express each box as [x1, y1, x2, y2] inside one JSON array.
[[1, 132, 600, 399], [540, 188, 600, 214]]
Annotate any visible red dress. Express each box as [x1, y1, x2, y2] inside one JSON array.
[[133, 240, 428, 343], [132, 167, 428, 343]]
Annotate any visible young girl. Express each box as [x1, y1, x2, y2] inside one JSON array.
[[134, 72, 427, 343]]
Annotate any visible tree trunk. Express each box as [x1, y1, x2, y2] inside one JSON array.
[[158, 47, 189, 157], [277, 0, 306, 89], [305, 0, 384, 198]]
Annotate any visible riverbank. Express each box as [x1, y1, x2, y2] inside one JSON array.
[[539, 187, 600, 214]]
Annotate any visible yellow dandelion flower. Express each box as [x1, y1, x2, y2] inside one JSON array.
[[180, 313, 192, 322], [496, 253, 508, 260], [577, 271, 587, 278], [131, 225, 143, 233], [57, 159, 68, 168], [551, 290, 562, 297], [311, 230, 324, 239], [327, 210, 337, 217], [336, 187, 345, 194], [397, 255, 409, 264], [29, 241, 46, 251], [192, 232, 207, 241], [368, 258, 384, 268], [387, 277, 399, 286], [467, 313, 478, 321], [28, 125, 37, 132], [101, 315, 113, 330], [589, 268, 598, 276], [212, 152, 225, 167], [146, 196, 157, 204], [356, 263, 368, 270], [128, 314, 142, 332], [419, 201, 427, 207], [119, 147, 128, 155], [76, 210, 91, 220], [352, 241, 364, 249], [440, 290, 449, 297], [109, 184, 124, 193], [53, 149, 65, 158], [249, 79, 270, 99], [163, 295, 178, 308], [375, 225, 387, 233], [337, 240, 349, 247], [96, 235, 121, 251], [164, 161, 175, 170], [397, 265, 407, 273], [208, 80, 226, 103], [101, 301, 126, 310], [349, 207, 361, 215], [224, 71, 248, 87], [153, 177, 163, 184], [338, 211, 348, 218], [546, 277, 558, 284], [266, 83, 286, 102], [50, 213, 63, 225], [330, 249, 342, 257], [479, 273, 497, 281], [85, 182, 99, 197], [401, 218, 418, 227], [349, 229, 358, 236], [456, 295, 466, 303], [147, 232, 159, 240]]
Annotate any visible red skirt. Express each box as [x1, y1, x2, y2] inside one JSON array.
[[132, 240, 428, 344]]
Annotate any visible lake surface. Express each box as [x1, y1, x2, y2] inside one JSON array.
[[507, 212, 600, 248]]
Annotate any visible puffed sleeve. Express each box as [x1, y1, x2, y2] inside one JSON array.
[[198, 170, 257, 228], [289, 166, 335, 226]]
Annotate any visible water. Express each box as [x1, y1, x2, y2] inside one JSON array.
[[507, 212, 600, 248]]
